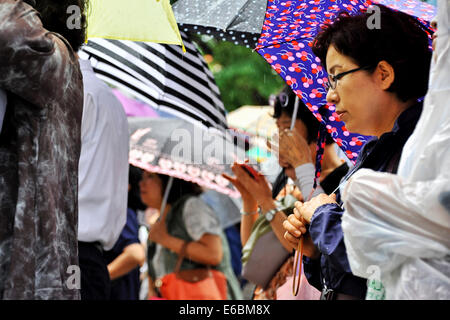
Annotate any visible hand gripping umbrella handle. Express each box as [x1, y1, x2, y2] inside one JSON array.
[[292, 184, 315, 296]]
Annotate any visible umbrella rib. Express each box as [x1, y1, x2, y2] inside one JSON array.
[[224, 0, 265, 34]]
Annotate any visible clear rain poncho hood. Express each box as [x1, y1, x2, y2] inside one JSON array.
[[341, 0, 450, 300]]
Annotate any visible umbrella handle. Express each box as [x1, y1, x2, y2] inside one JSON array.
[[160, 176, 174, 216], [290, 96, 300, 131], [292, 237, 304, 296]]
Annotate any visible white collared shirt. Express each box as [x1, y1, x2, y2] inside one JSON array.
[[0, 89, 6, 133], [77, 59, 129, 251]]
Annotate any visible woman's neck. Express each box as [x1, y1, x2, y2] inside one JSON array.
[[374, 97, 415, 138]]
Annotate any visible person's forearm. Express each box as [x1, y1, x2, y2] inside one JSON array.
[[108, 252, 139, 280], [162, 235, 223, 266], [259, 199, 293, 252], [240, 200, 259, 246], [240, 213, 258, 246], [107, 244, 145, 280]]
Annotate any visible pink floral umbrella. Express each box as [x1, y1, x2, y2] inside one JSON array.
[[128, 117, 253, 198]]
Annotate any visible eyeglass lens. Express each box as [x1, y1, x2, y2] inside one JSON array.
[[279, 93, 289, 107]]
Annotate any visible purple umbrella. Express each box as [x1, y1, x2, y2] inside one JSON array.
[[256, 0, 436, 165], [112, 89, 160, 118]]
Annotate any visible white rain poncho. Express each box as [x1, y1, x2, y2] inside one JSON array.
[[341, 0, 450, 300]]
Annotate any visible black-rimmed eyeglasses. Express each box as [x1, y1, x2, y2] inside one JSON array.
[[269, 92, 290, 108], [325, 65, 374, 91]]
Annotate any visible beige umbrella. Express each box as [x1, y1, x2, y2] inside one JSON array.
[[226, 105, 277, 139], [227, 105, 278, 164]]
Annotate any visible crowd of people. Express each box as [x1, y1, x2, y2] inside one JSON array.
[[0, 0, 448, 300]]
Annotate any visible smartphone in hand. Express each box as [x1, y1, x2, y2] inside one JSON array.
[[240, 163, 258, 180]]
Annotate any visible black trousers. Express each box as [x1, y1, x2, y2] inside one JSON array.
[[78, 241, 111, 300]]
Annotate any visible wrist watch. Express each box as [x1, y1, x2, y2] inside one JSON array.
[[263, 207, 278, 222]]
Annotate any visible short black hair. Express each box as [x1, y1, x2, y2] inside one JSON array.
[[35, 0, 88, 52], [158, 174, 203, 205], [272, 87, 334, 144], [312, 5, 432, 102], [128, 165, 146, 212]]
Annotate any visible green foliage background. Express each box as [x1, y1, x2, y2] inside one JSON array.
[[170, 0, 285, 112]]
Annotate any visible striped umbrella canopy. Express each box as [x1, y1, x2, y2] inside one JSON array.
[[79, 32, 227, 131]]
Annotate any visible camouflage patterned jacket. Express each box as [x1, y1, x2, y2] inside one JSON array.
[[0, 0, 83, 299]]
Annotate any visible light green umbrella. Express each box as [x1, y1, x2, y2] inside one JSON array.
[[87, 0, 185, 51]]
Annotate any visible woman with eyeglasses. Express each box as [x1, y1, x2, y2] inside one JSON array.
[[282, 5, 432, 300]]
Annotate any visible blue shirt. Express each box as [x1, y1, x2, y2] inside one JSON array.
[[303, 101, 423, 298], [103, 208, 141, 300]]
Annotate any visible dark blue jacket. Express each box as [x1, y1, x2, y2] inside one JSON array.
[[303, 101, 423, 298], [104, 208, 141, 300]]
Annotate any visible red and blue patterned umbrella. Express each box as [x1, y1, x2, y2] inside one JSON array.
[[256, 0, 435, 168]]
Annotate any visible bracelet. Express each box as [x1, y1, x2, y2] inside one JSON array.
[[240, 208, 259, 216]]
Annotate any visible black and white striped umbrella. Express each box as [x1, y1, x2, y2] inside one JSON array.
[[79, 32, 228, 131]]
